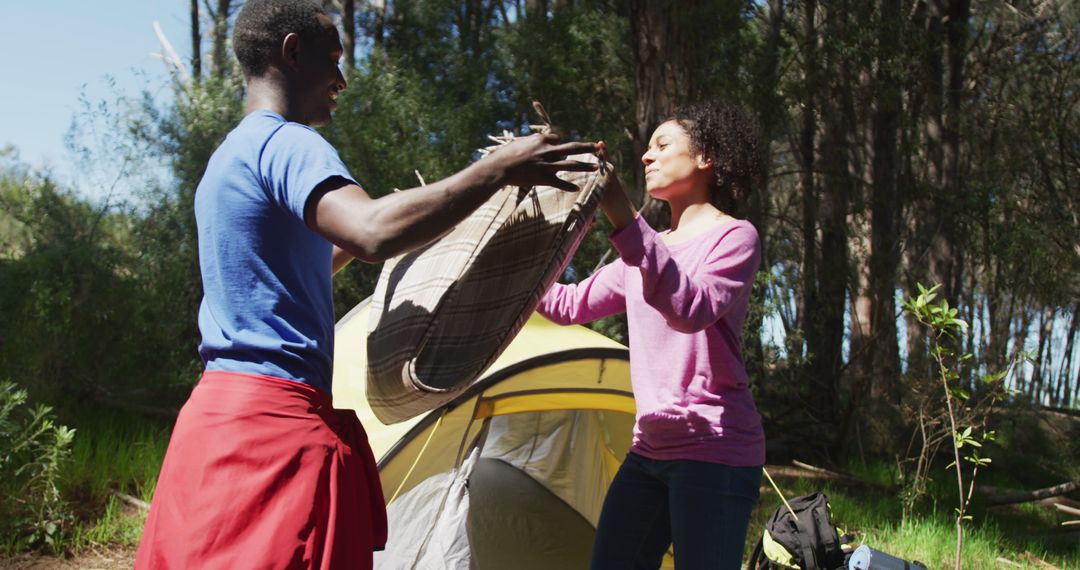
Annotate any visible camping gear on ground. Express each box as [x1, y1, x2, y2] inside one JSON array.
[[847, 545, 928, 570], [365, 145, 610, 424], [333, 298, 676, 569], [748, 491, 849, 569]]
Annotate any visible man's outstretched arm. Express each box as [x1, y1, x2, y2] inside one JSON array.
[[308, 133, 598, 264]]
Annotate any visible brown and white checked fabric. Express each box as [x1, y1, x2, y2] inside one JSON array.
[[365, 153, 609, 423]]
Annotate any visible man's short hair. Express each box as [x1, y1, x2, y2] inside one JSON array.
[[233, 0, 327, 77]]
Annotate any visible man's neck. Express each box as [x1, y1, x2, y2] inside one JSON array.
[[244, 75, 291, 121]]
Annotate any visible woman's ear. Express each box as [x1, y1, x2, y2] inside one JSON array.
[[696, 155, 714, 171]]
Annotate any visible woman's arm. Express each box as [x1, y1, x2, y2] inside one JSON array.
[[612, 217, 760, 333], [536, 261, 627, 325], [597, 170, 637, 231]]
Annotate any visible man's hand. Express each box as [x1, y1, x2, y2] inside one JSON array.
[[480, 133, 600, 192]]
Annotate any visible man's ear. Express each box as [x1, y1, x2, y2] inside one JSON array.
[[697, 155, 714, 171], [281, 33, 301, 69]]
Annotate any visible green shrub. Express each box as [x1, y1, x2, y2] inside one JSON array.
[[0, 381, 76, 554]]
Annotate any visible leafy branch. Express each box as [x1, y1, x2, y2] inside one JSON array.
[[901, 284, 1023, 570]]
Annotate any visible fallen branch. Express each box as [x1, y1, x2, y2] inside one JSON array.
[[1054, 503, 1080, 518], [1039, 405, 1080, 419], [1019, 552, 1062, 569], [763, 461, 893, 491], [1040, 496, 1080, 510], [791, 460, 869, 486], [982, 480, 1080, 506], [111, 490, 150, 512]]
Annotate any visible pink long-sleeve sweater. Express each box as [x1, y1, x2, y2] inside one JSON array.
[[537, 214, 765, 466]]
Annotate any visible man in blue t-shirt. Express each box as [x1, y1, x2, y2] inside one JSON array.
[[135, 1, 599, 568]]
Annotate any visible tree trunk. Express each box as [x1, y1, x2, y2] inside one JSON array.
[[1057, 305, 1078, 408], [343, 0, 356, 70], [963, 264, 978, 390], [923, 0, 944, 189], [897, 17, 925, 381], [525, 0, 547, 16], [743, 0, 786, 394], [372, 0, 386, 53], [798, 0, 820, 370], [1011, 307, 1033, 396], [1031, 307, 1055, 403], [811, 0, 851, 422], [756, 0, 786, 138], [210, 0, 232, 78], [456, 0, 490, 57], [925, 0, 952, 302], [191, 0, 201, 83], [629, 0, 690, 214], [931, 0, 969, 308], [849, 228, 872, 373], [869, 0, 902, 399], [985, 256, 1013, 372], [943, 0, 969, 204], [907, 0, 946, 378]]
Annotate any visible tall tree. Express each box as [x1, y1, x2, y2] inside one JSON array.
[[191, 0, 201, 83], [904, 0, 946, 380], [807, 0, 854, 424], [343, 0, 356, 70], [628, 0, 689, 208], [371, 0, 387, 52], [210, 0, 234, 78], [797, 0, 821, 380], [868, 0, 902, 398], [742, 0, 787, 390]]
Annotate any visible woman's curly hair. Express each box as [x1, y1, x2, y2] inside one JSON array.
[[668, 102, 766, 213]]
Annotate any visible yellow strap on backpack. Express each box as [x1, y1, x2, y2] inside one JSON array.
[[762, 529, 801, 569], [763, 467, 798, 520]]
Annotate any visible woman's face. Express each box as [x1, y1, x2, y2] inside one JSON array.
[[641, 120, 712, 202]]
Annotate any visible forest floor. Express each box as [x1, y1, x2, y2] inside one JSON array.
[[0, 547, 135, 570], [3, 464, 1076, 570], [1, 407, 1076, 569]]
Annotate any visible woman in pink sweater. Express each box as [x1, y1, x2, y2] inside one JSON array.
[[537, 102, 767, 569]]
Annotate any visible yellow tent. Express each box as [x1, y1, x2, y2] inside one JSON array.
[[332, 298, 675, 569]]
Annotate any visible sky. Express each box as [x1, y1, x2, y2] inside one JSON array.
[[0, 1, 191, 187]]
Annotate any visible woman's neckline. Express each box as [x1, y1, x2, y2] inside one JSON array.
[[660, 215, 741, 248]]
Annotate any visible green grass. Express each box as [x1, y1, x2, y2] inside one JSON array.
[[747, 467, 1080, 569], [66, 495, 147, 552], [55, 407, 171, 551], [27, 402, 1079, 567], [61, 409, 170, 501]]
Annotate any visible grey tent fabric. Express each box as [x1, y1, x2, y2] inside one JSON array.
[[374, 449, 479, 570], [467, 457, 595, 569], [366, 153, 609, 423], [373, 410, 632, 570]]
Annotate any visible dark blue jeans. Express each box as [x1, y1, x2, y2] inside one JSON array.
[[590, 452, 762, 570]]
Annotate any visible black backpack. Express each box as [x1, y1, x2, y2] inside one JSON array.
[[747, 492, 847, 570]]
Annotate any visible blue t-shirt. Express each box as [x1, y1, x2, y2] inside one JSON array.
[[194, 110, 356, 394]]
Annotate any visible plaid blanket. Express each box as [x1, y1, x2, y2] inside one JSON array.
[[365, 153, 609, 423]]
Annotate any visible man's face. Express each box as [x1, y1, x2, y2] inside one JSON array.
[[294, 14, 346, 127]]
